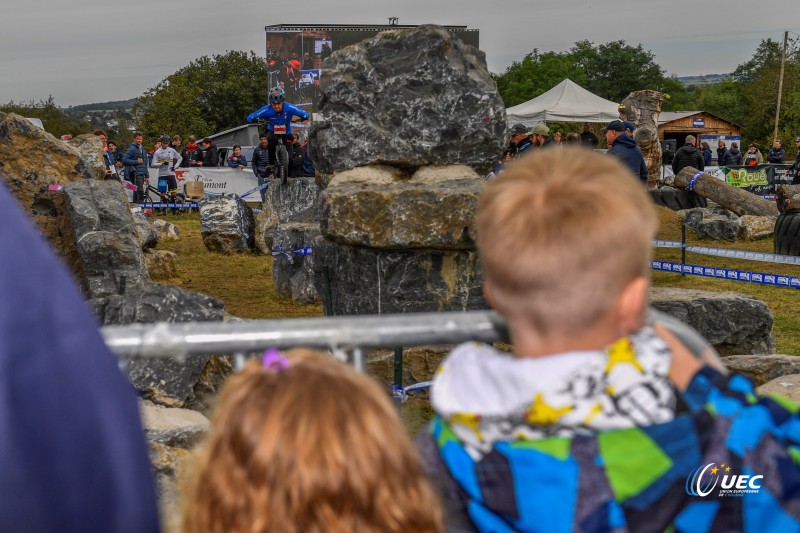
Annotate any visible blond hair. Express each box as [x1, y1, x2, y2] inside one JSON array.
[[182, 349, 443, 533], [477, 148, 657, 337]]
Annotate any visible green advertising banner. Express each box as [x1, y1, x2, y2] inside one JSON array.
[[720, 164, 794, 197]]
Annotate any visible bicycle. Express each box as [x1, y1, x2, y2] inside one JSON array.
[[275, 141, 290, 185], [140, 181, 189, 215]]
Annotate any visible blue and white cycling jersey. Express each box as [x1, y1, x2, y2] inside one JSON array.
[[246, 103, 309, 135]]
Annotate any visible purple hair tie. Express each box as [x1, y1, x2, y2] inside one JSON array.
[[262, 348, 290, 373]]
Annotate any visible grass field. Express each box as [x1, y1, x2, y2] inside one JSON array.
[[153, 206, 799, 432], [156, 208, 800, 354]]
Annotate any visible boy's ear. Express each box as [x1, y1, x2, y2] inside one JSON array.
[[482, 281, 498, 310], [617, 276, 649, 335]]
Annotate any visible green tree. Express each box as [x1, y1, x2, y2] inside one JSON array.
[[494, 40, 682, 108], [0, 96, 90, 138], [493, 49, 587, 107], [134, 50, 268, 146]]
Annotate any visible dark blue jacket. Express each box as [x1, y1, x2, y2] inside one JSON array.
[[607, 134, 648, 182], [122, 142, 149, 177], [702, 147, 712, 166], [0, 182, 159, 532]]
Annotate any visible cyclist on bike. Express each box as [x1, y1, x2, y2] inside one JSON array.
[[246, 86, 310, 170], [150, 134, 183, 202]]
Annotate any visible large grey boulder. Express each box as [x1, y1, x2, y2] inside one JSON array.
[[681, 207, 776, 242], [63, 179, 148, 297], [756, 373, 800, 403], [198, 195, 255, 253], [268, 222, 320, 304], [313, 236, 486, 315], [724, 355, 800, 387], [0, 113, 98, 275], [321, 165, 483, 249], [89, 282, 226, 406], [152, 219, 180, 241], [131, 208, 159, 250], [650, 287, 774, 356], [140, 400, 210, 449], [255, 177, 320, 254], [65, 133, 106, 179], [309, 25, 506, 175]]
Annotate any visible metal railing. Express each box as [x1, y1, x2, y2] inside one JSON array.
[[101, 310, 510, 376]]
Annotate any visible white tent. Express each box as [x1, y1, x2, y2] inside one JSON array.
[[505, 79, 620, 126]]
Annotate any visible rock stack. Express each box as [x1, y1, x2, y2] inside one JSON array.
[[308, 25, 506, 315]]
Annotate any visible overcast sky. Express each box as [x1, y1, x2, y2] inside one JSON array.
[[0, 0, 795, 107]]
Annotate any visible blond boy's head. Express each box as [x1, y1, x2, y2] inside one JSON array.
[[478, 148, 657, 342]]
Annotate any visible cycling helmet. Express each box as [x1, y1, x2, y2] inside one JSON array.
[[160, 134, 171, 144], [269, 86, 285, 104]]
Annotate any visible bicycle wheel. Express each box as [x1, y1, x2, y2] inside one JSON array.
[[144, 187, 167, 214], [170, 193, 188, 215], [277, 143, 289, 185]]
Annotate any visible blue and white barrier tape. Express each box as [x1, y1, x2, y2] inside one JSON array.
[[653, 240, 800, 266], [391, 381, 432, 402], [271, 242, 313, 265], [141, 202, 198, 209], [652, 261, 800, 288], [239, 182, 270, 199]]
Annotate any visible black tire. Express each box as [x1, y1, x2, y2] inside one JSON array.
[[774, 213, 800, 256], [143, 187, 166, 213], [649, 187, 707, 211], [277, 143, 289, 185], [171, 193, 187, 215]]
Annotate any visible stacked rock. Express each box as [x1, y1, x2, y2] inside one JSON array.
[[308, 25, 506, 315]]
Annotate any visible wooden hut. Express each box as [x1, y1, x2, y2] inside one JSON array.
[[658, 111, 741, 155]]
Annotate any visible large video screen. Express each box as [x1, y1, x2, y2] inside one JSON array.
[[264, 26, 479, 118]]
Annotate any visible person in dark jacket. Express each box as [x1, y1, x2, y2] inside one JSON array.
[[531, 123, 555, 149], [701, 141, 712, 166], [122, 131, 150, 202], [200, 137, 219, 167], [723, 141, 743, 166], [580, 122, 599, 147], [716, 140, 728, 165], [792, 136, 800, 183], [672, 135, 705, 175], [509, 123, 534, 159], [0, 182, 159, 532], [181, 135, 204, 167], [768, 139, 786, 163], [602, 120, 648, 182], [251, 133, 272, 203]]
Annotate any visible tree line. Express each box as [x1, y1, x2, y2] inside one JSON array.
[[1, 39, 797, 155]]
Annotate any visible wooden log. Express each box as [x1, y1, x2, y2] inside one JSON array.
[[776, 184, 800, 214], [620, 91, 668, 190], [672, 167, 778, 217]]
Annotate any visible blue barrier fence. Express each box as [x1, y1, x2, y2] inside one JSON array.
[[652, 239, 800, 289]]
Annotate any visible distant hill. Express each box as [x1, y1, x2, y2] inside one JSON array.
[[64, 99, 136, 113], [675, 74, 730, 88]]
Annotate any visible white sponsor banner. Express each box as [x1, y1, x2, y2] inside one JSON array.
[[148, 167, 260, 199], [662, 165, 725, 180]]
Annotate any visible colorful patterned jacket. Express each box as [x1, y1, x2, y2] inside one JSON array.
[[421, 361, 800, 533]]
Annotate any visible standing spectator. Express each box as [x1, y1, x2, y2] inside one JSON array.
[[530, 123, 554, 148], [226, 145, 247, 169], [552, 132, 564, 147], [672, 135, 705, 174], [768, 139, 786, 163], [565, 133, 582, 145], [302, 51, 313, 70], [791, 136, 800, 183], [182, 349, 443, 533], [170, 135, 182, 155], [200, 138, 219, 167], [122, 131, 150, 203], [321, 41, 333, 60], [181, 135, 203, 167], [280, 59, 300, 100], [0, 182, 159, 533], [602, 120, 648, 182], [288, 134, 305, 177], [716, 139, 728, 165], [150, 134, 182, 202], [289, 52, 301, 71], [94, 129, 116, 181], [743, 143, 763, 166], [509, 123, 533, 158], [724, 141, 743, 165], [107, 140, 123, 167], [579, 122, 599, 147], [700, 141, 712, 166], [251, 133, 272, 203], [622, 121, 636, 136], [148, 140, 161, 165]]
